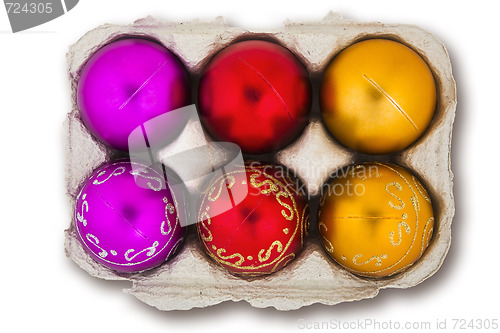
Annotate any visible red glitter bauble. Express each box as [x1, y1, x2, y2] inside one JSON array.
[[196, 161, 310, 277], [197, 40, 312, 154]]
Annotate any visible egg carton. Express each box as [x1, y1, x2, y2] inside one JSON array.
[[63, 12, 456, 310]]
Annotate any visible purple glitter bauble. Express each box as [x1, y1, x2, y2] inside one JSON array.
[[74, 160, 186, 273], [77, 38, 190, 151]]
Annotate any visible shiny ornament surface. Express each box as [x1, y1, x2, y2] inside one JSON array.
[[318, 162, 434, 278], [198, 40, 312, 154], [196, 161, 309, 276], [74, 160, 186, 273], [320, 39, 436, 154], [77, 38, 190, 151]]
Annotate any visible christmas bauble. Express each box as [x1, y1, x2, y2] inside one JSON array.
[[196, 161, 309, 276], [77, 38, 191, 151], [318, 162, 434, 277], [318, 162, 434, 278], [198, 40, 312, 154], [320, 39, 436, 154], [74, 160, 186, 273]]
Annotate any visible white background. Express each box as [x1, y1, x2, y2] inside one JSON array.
[[0, 0, 498, 332]]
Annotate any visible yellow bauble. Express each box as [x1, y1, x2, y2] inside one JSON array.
[[318, 162, 434, 278], [320, 39, 436, 154]]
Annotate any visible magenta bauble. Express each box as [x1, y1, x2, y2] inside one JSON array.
[[77, 38, 191, 151], [74, 160, 186, 273]]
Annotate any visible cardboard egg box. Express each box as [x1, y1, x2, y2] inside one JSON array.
[[64, 12, 456, 310]]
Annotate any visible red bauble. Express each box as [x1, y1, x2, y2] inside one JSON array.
[[196, 161, 310, 277], [198, 40, 312, 154]]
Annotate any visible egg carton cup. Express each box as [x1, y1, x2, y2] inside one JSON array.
[[64, 12, 456, 310]]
